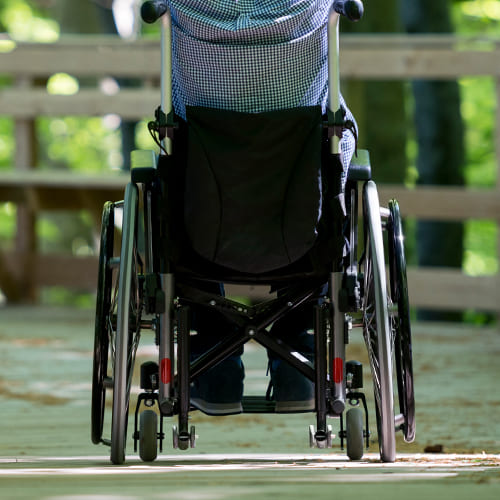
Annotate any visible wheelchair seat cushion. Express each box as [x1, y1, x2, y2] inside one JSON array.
[[184, 106, 323, 274]]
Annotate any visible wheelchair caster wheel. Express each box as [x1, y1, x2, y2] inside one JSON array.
[[173, 425, 196, 450], [346, 408, 364, 461], [139, 410, 158, 462]]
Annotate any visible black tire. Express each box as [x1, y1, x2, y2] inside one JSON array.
[[346, 408, 364, 461], [139, 410, 158, 462], [91, 202, 116, 445], [387, 200, 416, 443]]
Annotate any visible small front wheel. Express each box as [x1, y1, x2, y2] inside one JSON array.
[[346, 408, 364, 461], [139, 410, 158, 462]]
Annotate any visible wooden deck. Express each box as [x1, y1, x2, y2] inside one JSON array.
[[0, 306, 499, 498]]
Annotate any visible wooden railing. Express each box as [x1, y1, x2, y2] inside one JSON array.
[[1, 35, 499, 312]]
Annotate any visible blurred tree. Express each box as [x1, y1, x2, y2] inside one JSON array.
[[341, 0, 408, 184], [401, 0, 465, 321], [54, 0, 114, 34], [54, 0, 137, 170]]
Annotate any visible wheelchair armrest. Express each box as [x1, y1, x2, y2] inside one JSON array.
[[347, 149, 371, 181], [130, 149, 158, 184]]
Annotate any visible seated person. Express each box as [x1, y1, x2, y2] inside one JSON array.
[[166, 0, 357, 414]]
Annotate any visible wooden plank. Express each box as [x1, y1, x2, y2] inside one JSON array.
[[377, 185, 500, 221], [0, 170, 129, 190], [35, 254, 99, 290], [0, 38, 160, 78], [0, 171, 128, 210], [0, 88, 160, 119], [340, 49, 500, 79], [407, 268, 500, 312], [0, 252, 98, 291], [340, 34, 498, 48]]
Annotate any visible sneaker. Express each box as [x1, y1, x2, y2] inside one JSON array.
[[190, 355, 244, 415], [269, 353, 315, 413]]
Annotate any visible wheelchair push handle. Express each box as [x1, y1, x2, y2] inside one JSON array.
[[333, 0, 364, 22], [141, 0, 168, 24], [141, 1, 363, 24]]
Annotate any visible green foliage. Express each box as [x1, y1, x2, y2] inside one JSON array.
[[0, 0, 59, 41], [464, 220, 498, 276], [452, 0, 500, 34], [0, 202, 15, 246], [0, 117, 15, 244], [460, 77, 497, 187], [453, 1, 499, 296], [37, 116, 123, 172], [0, 118, 13, 169]]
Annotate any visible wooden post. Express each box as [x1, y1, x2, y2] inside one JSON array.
[[496, 75, 500, 322], [13, 76, 38, 303]]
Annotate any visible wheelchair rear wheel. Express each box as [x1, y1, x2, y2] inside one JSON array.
[[387, 200, 416, 443], [91, 201, 116, 445], [362, 181, 396, 463], [110, 183, 143, 464]]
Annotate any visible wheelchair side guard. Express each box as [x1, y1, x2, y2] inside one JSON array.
[[347, 149, 371, 182], [130, 149, 158, 184], [335, 152, 372, 313]]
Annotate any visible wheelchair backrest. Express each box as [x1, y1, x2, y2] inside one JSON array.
[[183, 106, 324, 274]]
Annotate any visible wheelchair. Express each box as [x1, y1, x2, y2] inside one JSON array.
[[91, 0, 415, 464]]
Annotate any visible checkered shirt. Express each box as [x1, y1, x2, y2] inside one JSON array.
[[167, 0, 356, 170]]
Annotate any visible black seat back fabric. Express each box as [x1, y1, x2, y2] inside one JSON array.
[[184, 106, 323, 274]]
